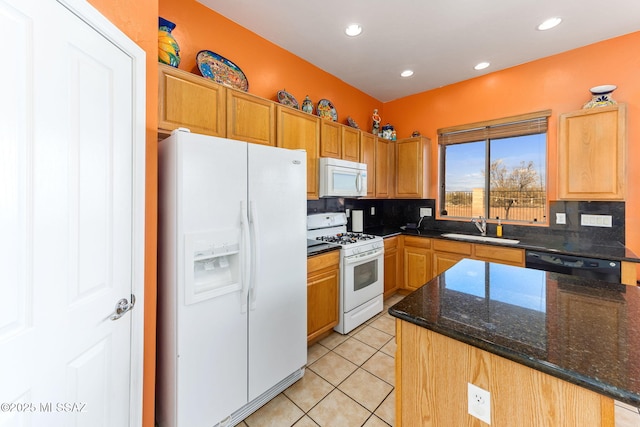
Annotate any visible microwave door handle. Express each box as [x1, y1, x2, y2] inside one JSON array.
[[356, 173, 362, 192]]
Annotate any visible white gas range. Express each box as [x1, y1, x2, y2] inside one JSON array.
[[307, 213, 384, 334]]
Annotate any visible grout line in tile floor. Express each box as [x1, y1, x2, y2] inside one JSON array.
[[237, 294, 405, 427]]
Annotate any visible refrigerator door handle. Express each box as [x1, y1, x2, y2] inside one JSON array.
[[248, 200, 261, 310], [240, 200, 251, 313]]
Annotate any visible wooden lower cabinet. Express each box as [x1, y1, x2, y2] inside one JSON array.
[[402, 236, 432, 291], [400, 237, 526, 290], [384, 236, 401, 298], [621, 261, 638, 286], [473, 243, 524, 266], [396, 320, 615, 427], [307, 251, 340, 344], [552, 283, 627, 384], [432, 239, 472, 277]]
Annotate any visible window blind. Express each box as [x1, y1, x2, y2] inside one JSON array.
[[438, 110, 551, 145]]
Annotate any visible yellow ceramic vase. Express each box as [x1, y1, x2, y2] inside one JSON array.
[[158, 17, 180, 67]]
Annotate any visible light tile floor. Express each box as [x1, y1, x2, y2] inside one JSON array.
[[238, 293, 640, 427], [237, 293, 403, 427]]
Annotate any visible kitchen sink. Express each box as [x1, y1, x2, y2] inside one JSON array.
[[441, 233, 520, 245]]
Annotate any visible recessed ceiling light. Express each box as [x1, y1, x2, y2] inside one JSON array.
[[400, 70, 414, 77], [345, 24, 362, 37], [474, 62, 490, 71], [537, 17, 562, 31]]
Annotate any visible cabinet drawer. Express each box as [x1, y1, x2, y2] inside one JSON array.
[[384, 236, 399, 250], [403, 236, 431, 249], [474, 244, 524, 266], [308, 251, 340, 273], [433, 239, 472, 255]]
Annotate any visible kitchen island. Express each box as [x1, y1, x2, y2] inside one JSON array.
[[389, 259, 640, 426]]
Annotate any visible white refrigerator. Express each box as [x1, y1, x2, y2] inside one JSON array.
[[156, 130, 307, 427]]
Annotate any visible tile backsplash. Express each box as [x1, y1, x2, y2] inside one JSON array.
[[308, 198, 626, 245]]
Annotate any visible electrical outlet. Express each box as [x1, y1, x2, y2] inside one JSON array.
[[370, 207, 375, 215], [556, 212, 566, 225], [419, 207, 432, 217], [468, 383, 491, 424], [580, 214, 612, 227]]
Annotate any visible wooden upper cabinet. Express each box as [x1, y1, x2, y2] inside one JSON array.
[[396, 136, 431, 198], [376, 138, 392, 198], [319, 120, 341, 158], [558, 104, 626, 200], [360, 133, 376, 198], [276, 106, 320, 199], [226, 90, 275, 146], [158, 63, 226, 138], [320, 120, 361, 161], [341, 126, 360, 162]]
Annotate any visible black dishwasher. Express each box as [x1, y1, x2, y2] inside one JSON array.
[[525, 250, 621, 283]]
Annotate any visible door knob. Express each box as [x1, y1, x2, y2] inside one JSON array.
[[109, 294, 136, 321]]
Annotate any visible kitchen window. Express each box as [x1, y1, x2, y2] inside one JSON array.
[[438, 110, 551, 224]]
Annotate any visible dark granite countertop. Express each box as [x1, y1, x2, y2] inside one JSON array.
[[389, 258, 640, 407], [364, 226, 639, 263], [307, 240, 341, 257]]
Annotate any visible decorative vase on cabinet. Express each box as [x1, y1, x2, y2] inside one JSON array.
[[158, 17, 180, 67], [583, 84, 617, 109], [302, 95, 314, 114]]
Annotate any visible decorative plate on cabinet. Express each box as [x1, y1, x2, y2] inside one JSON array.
[[316, 99, 337, 121], [196, 50, 249, 92], [277, 89, 299, 109]]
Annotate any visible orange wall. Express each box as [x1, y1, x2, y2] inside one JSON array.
[[72, 1, 640, 424], [159, 0, 382, 131], [385, 32, 640, 262], [85, 1, 158, 427]]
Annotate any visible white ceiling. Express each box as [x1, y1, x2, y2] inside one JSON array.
[[197, 0, 640, 102]]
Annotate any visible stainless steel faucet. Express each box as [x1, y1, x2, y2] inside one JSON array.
[[471, 216, 487, 236]]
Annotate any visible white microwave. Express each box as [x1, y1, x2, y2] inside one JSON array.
[[319, 157, 367, 198]]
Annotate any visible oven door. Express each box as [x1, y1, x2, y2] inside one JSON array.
[[342, 247, 384, 312]]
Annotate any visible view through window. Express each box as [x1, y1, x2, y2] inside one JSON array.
[[438, 112, 549, 223]]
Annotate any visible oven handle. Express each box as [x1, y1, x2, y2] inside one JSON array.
[[343, 247, 383, 265]]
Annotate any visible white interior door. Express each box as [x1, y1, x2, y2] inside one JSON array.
[[0, 0, 145, 426]]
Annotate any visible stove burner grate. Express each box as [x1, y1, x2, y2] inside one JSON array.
[[316, 233, 377, 245]]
